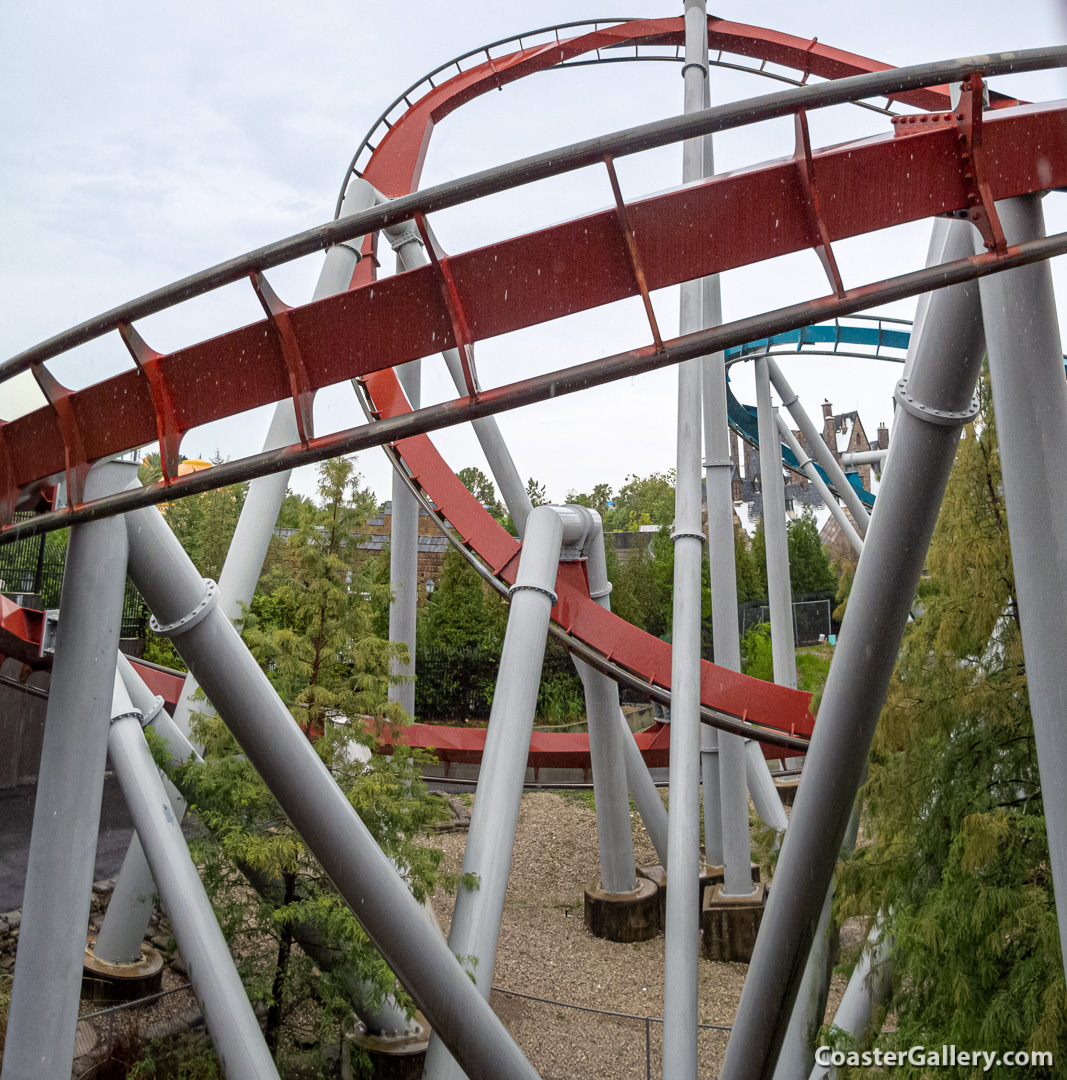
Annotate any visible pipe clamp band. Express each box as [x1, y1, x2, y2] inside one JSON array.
[[509, 582, 558, 606], [670, 530, 706, 544], [150, 578, 219, 638], [703, 458, 732, 469], [385, 220, 423, 252], [893, 377, 979, 427], [589, 583, 613, 600], [109, 709, 143, 726], [139, 694, 167, 728], [680, 62, 708, 79]]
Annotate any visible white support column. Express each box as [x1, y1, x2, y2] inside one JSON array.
[[662, 3, 710, 1075], [976, 193, 1067, 969], [422, 505, 564, 1080]]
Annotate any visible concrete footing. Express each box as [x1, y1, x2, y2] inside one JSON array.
[[82, 933, 164, 1004], [584, 876, 660, 942], [701, 882, 767, 963], [773, 776, 800, 806], [637, 861, 743, 928], [342, 1012, 430, 1080]]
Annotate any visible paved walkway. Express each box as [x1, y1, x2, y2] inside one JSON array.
[[0, 776, 135, 911]]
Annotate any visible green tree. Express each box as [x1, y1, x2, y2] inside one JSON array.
[[567, 482, 613, 519], [834, 371, 1066, 1072], [604, 471, 675, 532], [179, 458, 444, 1066], [786, 506, 836, 596], [525, 476, 548, 507], [458, 466, 505, 523]]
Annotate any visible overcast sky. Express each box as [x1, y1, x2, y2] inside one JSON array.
[[2, 1, 1065, 508]]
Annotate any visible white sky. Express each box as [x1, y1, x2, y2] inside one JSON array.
[[2, 1, 1065, 506]]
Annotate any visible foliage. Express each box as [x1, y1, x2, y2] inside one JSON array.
[[834, 371, 1066, 1074], [566, 482, 612, 520], [176, 457, 446, 1067], [605, 471, 675, 532], [749, 507, 835, 599], [457, 466, 506, 524], [418, 546, 507, 655], [740, 623, 773, 682], [525, 476, 548, 507], [787, 507, 836, 595]]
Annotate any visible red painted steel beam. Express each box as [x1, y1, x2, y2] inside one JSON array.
[[4, 101, 1063, 501]]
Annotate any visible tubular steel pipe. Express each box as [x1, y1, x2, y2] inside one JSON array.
[[720, 219, 986, 1080], [2, 47, 1062, 383], [662, 5, 709, 1074], [839, 449, 888, 467], [777, 417, 863, 559], [572, 508, 638, 895], [765, 358, 872, 537], [976, 194, 1067, 970], [122, 503, 540, 1080], [755, 361, 798, 693], [0, 461, 133, 1080], [8, 227, 1065, 549], [94, 654, 200, 966], [171, 179, 373, 738], [422, 505, 564, 1080], [107, 676, 281, 1080]]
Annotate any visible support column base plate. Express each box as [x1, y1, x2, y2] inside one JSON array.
[[583, 876, 660, 942], [342, 1011, 430, 1080], [701, 882, 767, 963], [82, 932, 164, 1003]]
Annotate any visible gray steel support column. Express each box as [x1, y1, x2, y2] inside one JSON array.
[[573, 510, 637, 894], [620, 707, 670, 865], [123, 504, 540, 1080], [104, 184, 372, 965], [1, 461, 133, 1080], [107, 673, 280, 1079], [94, 656, 199, 965], [662, 4, 708, 1074], [777, 415, 863, 560], [809, 917, 892, 1080], [171, 180, 373, 739], [775, 782, 864, 1080], [976, 193, 1067, 967], [767, 358, 871, 537], [745, 739, 789, 834], [388, 344, 421, 718], [388, 215, 533, 536], [423, 505, 564, 1080], [720, 220, 985, 1080], [755, 359, 798, 693]]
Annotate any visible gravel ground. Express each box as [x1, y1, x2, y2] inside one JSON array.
[[429, 791, 849, 1079]]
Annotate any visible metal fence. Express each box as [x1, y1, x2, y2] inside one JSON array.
[[70, 980, 730, 1080], [415, 644, 584, 723], [739, 593, 835, 646], [0, 514, 147, 641]]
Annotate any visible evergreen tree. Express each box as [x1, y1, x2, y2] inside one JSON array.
[[834, 372, 1066, 1073], [179, 458, 444, 1066], [786, 506, 836, 596]]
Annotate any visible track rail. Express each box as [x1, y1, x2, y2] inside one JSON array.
[[3, 23, 1065, 747]]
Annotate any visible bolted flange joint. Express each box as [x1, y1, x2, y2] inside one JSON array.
[[149, 578, 219, 638], [109, 708, 143, 727], [508, 581, 558, 606], [670, 530, 707, 544], [893, 377, 980, 427]]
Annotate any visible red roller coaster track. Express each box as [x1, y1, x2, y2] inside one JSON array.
[[1, 18, 1065, 758]]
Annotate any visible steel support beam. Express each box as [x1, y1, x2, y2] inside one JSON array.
[[572, 510, 637, 895], [976, 193, 1067, 969], [767, 358, 871, 537], [122, 501, 540, 1080], [721, 220, 986, 1080], [422, 505, 564, 1080], [0, 460, 133, 1080], [777, 416, 863, 559], [107, 673, 280, 1079], [662, 4, 710, 1074]]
